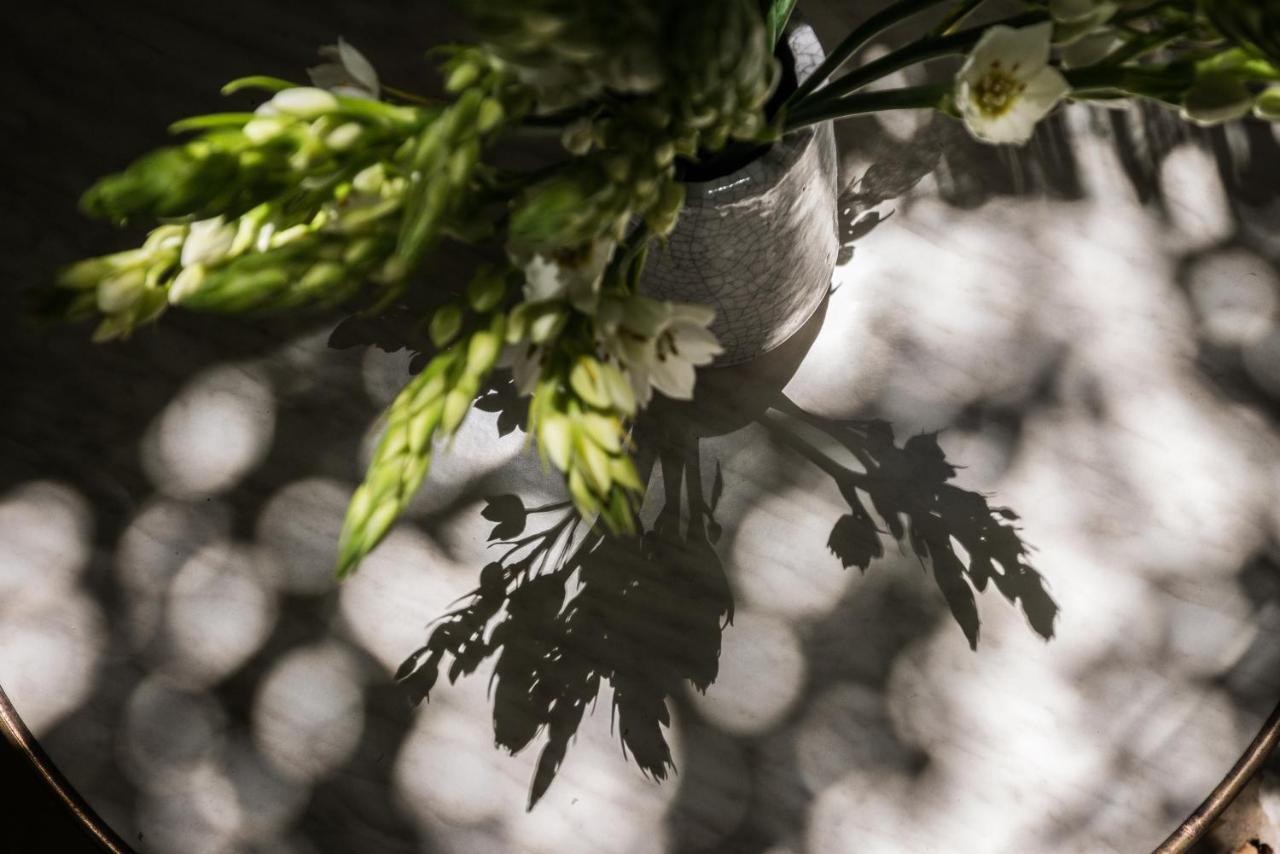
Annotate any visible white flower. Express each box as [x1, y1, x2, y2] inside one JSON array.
[[268, 87, 341, 119], [599, 296, 723, 406], [308, 37, 380, 100], [181, 217, 236, 267], [955, 23, 1071, 145], [522, 239, 615, 313]]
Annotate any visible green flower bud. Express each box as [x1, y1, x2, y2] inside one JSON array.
[[581, 411, 622, 454], [466, 267, 507, 313], [569, 356, 612, 409], [609, 455, 644, 492], [539, 411, 574, 471], [445, 62, 481, 93], [168, 264, 207, 304], [1181, 74, 1254, 125], [326, 122, 364, 151], [577, 435, 613, 495], [567, 467, 599, 516], [529, 306, 568, 344], [599, 361, 637, 416], [429, 304, 464, 348], [440, 387, 473, 435], [1256, 86, 1280, 120], [477, 98, 506, 134], [466, 327, 502, 378], [353, 163, 386, 195], [407, 399, 444, 454], [562, 118, 595, 155]]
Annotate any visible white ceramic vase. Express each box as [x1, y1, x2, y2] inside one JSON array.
[[640, 22, 839, 366]]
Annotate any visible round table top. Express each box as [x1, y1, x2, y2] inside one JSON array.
[[6, 4, 1280, 853]]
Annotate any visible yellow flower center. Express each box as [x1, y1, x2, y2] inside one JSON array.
[[972, 61, 1027, 118]]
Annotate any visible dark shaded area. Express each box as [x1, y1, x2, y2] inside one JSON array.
[[0, 733, 102, 853]]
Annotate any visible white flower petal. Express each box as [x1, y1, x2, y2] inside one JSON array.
[[966, 23, 1053, 80], [522, 255, 567, 302], [1020, 64, 1071, 113], [671, 323, 724, 365], [648, 355, 697, 400], [181, 218, 235, 268], [669, 302, 716, 327], [271, 87, 340, 119], [337, 38, 379, 96]]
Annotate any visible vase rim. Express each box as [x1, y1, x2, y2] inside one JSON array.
[[676, 20, 825, 202]]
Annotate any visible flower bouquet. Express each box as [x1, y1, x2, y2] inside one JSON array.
[[48, 0, 1280, 578], [47, 1, 1280, 581]]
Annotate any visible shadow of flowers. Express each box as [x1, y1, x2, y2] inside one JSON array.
[[395, 346, 1058, 808]]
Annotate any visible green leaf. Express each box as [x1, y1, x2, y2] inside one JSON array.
[[764, 0, 798, 48]]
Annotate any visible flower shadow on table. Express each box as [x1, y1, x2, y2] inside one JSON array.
[[395, 299, 1058, 809]]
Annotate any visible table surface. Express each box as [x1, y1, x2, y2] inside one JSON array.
[[6, 3, 1280, 853]]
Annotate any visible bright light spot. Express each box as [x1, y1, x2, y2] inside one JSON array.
[[117, 499, 234, 652], [256, 478, 351, 594], [1262, 773, 1280, 835], [162, 541, 278, 688], [393, 675, 530, 827], [0, 595, 104, 735], [807, 774, 922, 854], [1160, 143, 1234, 251], [135, 761, 242, 854], [222, 739, 308, 843], [362, 346, 416, 407], [1244, 324, 1280, 400], [253, 643, 364, 783], [0, 480, 92, 608], [143, 364, 276, 498], [1187, 249, 1279, 346], [686, 610, 805, 735], [338, 528, 475, 672], [730, 486, 855, 621], [122, 676, 227, 789], [501, 681, 678, 854]]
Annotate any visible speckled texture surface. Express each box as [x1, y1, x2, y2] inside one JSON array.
[[640, 23, 839, 366]]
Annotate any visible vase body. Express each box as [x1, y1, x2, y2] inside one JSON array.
[[640, 22, 838, 366]]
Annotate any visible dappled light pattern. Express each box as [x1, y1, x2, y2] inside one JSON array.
[[7, 4, 1280, 849], [141, 365, 276, 499]]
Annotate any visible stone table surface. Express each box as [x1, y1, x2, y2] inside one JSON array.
[[5, 3, 1280, 853]]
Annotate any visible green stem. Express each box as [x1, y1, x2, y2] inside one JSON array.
[[1114, 0, 1177, 25], [1063, 63, 1193, 97], [794, 10, 1048, 115], [786, 0, 955, 109], [784, 84, 952, 132], [1104, 24, 1193, 65], [930, 0, 986, 37]]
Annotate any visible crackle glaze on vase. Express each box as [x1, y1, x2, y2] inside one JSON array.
[[640, 22, 838, 366]]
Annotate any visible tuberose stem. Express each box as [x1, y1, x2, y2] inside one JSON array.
[[783, 84, 951, 132], [793, 10, 1047, 116], [786, 0, 955, 109]]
